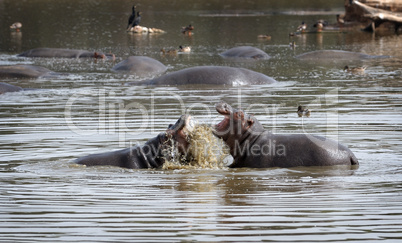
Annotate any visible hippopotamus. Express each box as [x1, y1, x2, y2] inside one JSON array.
[[220, 46, 270, 59], [75, 115, 194, 169], [213, 102, 359, 168], [295, 50, 389, 61], [0, 64, 56, 79], [18, 48, 115, 59], [0, 82, 23, 94], [111, 56, 167, 78], [127, 66, 276, 86]]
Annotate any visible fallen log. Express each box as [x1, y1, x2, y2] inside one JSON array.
[[344, 0, 402, 32]]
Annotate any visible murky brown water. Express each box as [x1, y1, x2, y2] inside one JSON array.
[[1, 0, 402, 242]]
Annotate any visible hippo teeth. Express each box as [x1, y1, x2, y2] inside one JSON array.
[[183, 115, 196, 135]]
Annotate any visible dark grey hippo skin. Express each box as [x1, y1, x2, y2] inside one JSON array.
[[75, 115, 194, 169], [295, 50, 389, 60], [214, 102, 359, 168], [220, 46, 270, 59], [18, 48, 114, 59], [128, 66, 276, 86], [111, 56, 167, 77], [0, 64, 56, 79], [0, 82, 23, 94]]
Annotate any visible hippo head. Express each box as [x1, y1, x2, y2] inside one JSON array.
[[214, 102, 264, 150], [164, 114, 195, 157]]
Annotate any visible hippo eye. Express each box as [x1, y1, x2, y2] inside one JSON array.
[[234, 111, 243, 119]]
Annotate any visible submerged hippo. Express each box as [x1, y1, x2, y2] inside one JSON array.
[[112, 56, 167, 78], [127, 66, 276, 86], [0, 82, 23, 94], [220, 46, 270, 59], [75, 115, 194, 169], [295, 50, 389, 60], [214, 102, 358, 168], [18, 48, 115, 59], [0, 64, 56, 79]]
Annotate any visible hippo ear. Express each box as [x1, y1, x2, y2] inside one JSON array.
[[240, 111, 245, 119]]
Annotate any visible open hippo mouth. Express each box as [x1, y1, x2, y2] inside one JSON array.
[[168, 114, 196, 136], [214, 102, 233, 134]]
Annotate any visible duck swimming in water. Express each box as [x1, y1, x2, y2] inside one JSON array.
[[289, 41, 296, 49], [297, 21, 307, 32], [313, 19, 328, 32], [344, 65, 367, 74], [297, 105, 311, 117], [179, 46, 191, 53], [10, 22, 22, 32], [257, 34, 271, 40], [160, 48, 178, 56], [181, 24, 194, 35]]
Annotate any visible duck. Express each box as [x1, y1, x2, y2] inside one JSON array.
[[313, 19, 328, 32], [297, 105, 311, 117], [257, 34, 271, 40], [127, 5, 136, 30], [336, 14, 345, 25], [297, 21, 307, 32], [10, 22, 22, 32], [161, 48, 178, 56], [181, 24, 194, 35], [289, 41, 296, 49], [179, 45, 191, 53], [344, 65, 367, 74]]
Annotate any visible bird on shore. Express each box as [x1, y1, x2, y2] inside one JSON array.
[[127, 5, 136, 30], [344, 65, 367, 74], [297, 105, 311, 117], [10, 22, 22, 32], [133, 12, 142, 27]]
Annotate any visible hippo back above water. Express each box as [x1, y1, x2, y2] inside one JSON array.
[[128, 66, 276, 86], [18, 48, 114, 59], [0, 64, 56, 79], [220, 46, 270, 59], [112, 56, 167, 78], [0, 82, 23, 94]]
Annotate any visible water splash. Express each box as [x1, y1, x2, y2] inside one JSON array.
[[163, 124, 230, 170]]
